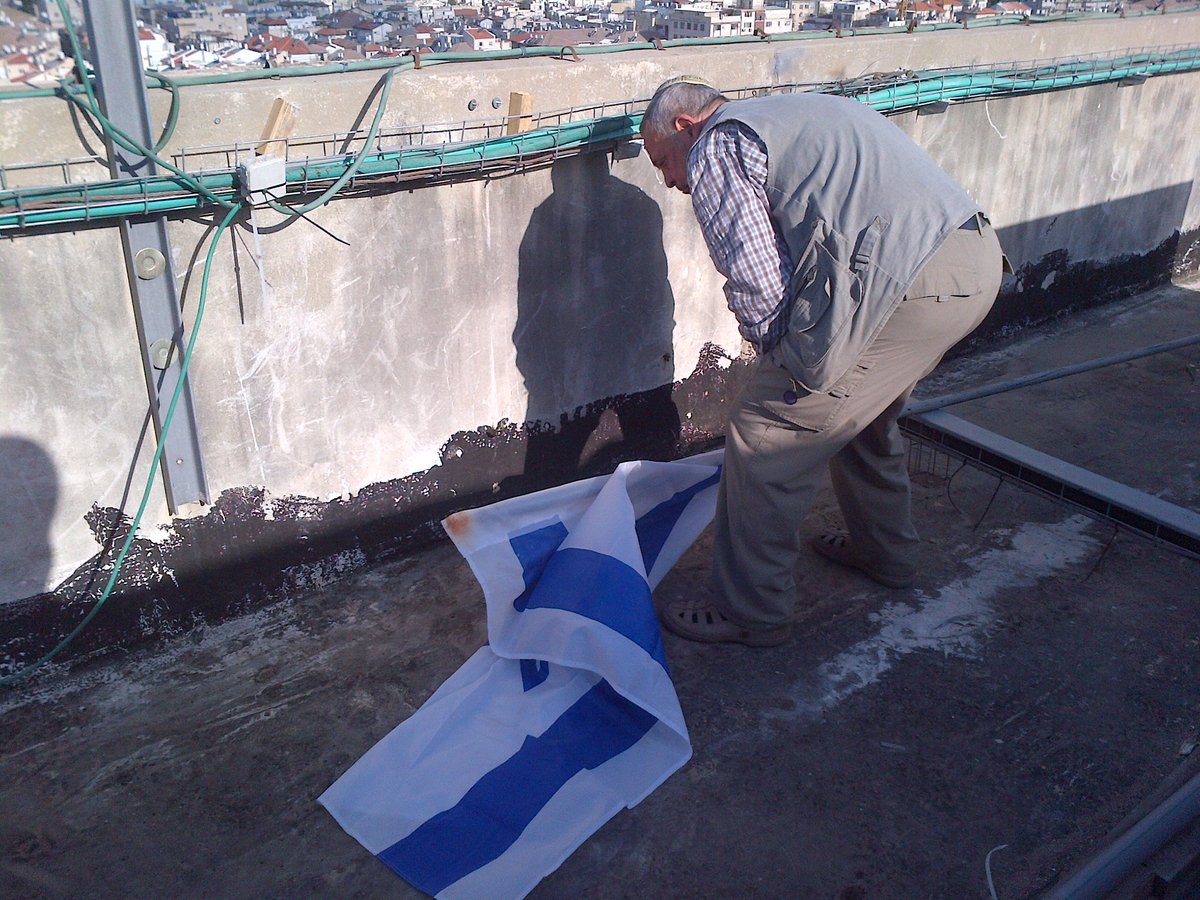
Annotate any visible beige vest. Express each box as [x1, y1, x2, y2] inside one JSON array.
[[701, 93, 979, 391]]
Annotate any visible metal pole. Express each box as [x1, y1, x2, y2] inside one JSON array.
[[902, 410, 1200, 559], [1046, 770, 1200, 899], [904, 333, 1200, 416], [83, 0, 208, 512]]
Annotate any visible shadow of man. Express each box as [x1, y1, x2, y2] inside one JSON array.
[[513, 154, 681, 490], [0, 437, 56, 604]]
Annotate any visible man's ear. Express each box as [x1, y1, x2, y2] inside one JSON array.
[[673, 113, 698, 133]]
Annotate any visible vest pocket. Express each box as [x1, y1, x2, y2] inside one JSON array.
[[785, 219, 865, 368]]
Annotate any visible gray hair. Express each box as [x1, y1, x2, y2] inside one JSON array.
[[642, 77, 727, 139]]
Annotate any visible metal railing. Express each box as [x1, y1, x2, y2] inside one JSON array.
[[3, 44, 1199, 231]]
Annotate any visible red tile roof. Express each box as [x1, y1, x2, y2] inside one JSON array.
[[256, 35, 315, 54]]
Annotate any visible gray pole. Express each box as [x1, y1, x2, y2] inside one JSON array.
[[1046, 770, 1200, 899], [82, 0, 209, 513], [904, 333, 1200, 416]]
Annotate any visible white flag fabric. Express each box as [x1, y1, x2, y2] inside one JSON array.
[[319, 450, 723, 898]]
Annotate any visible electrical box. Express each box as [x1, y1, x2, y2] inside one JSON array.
[[237, 155, 287, 206], [613, 139, 643, 161]]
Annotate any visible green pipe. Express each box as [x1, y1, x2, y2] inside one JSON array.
[[0, 195, 213, 226], [4, 49, 1200, 230], [0, 117, 640, 226], [0, 171, 238, 205], [9, 7, 1197, 101], [268, 68, 396, 216]]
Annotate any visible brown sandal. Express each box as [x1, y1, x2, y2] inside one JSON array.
[[660, 598, 791, 647], [810, 532, 915, 589]]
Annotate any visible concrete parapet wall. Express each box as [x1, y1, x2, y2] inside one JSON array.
[[1, 15, 1199, 667]]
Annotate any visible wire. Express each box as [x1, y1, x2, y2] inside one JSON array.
[[1082, 524, 1119, 581], [0, 201, 244, 687], [145, 71, 182, 153], [973, 476, 1004, 531], [54, 0, 235, 209], [266, 67, 396, 217], [985, 843, 1008, 900], [2, 2, 407, 683], [57, 87, 235, 208], [3, 8, 1199, 102], [6, 45, 1200, 232], [946, 458, 969, 518]]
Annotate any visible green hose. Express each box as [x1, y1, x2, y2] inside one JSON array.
[[4, 46, 1200, 230], [4, 6, 1198, 102], [268, 67, 397, 217], [146, 71, 182, 153], [0, 201, 244, 687], [54, 0, 235, 209], [57, 87, 236, 209]]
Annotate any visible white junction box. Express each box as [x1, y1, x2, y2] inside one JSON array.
[[237, 154, 287, 206]]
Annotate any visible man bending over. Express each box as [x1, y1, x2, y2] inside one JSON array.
[[642, 77, 1004, 647]]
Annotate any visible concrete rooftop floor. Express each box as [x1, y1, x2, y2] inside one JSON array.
[[2, 279, 1199, 899]]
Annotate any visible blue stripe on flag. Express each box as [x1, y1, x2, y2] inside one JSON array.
[[634, 469, 721, 575], [510, 520, 569, 611], [520, 658, 550, 691], [514, 544, 667, 671], [376, 678, 658, 895]]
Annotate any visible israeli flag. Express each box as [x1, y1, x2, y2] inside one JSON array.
[[319, 451, 723, 898]]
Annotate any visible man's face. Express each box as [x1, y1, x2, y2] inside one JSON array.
[[644, 127, 696, 195]]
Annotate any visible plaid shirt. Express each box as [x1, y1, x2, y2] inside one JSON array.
[[687, 121, 792, 353]]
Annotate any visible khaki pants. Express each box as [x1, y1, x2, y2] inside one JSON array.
[[713, 220, 1004, 628]]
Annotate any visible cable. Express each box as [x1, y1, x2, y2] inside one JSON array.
[[946, 458, 970, 518], [985, 843, 1008, 900], [145, 71, 182, 153], [57, 87, 236, 208], [3, 8, 1200, 102], [2, 4, 411, 684], [267, 67, 396, 217], [5, 46, 1199, 232], [973, 476, 1004, 531], [55, 0, 235, 209], [0, 201, 244, 687]]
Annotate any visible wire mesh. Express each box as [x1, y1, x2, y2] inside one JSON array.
[[167, 96, 644, 177], [3, 42, 1199, 225], [906, 435, 959, 481], [0, 153, 108, 191]]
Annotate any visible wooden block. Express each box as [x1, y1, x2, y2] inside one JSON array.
[[506, 91, 534, 135], [256, 97, 300, 157]]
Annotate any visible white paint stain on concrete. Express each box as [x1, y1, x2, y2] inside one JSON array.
[[776, 515, 1099, 721], [282, 547, 367, 591]]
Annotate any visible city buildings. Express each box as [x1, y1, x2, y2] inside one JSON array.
[[0, 0, 1156, 81]]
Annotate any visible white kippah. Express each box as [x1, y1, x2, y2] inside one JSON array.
[[655, 74, 717, 91]]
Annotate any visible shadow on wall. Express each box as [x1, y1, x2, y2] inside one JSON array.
[[511, 155, 681, 491], [985, 181, 1198, 334], [0, 437, 55, 604], [8, 183, 1198, 670]]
